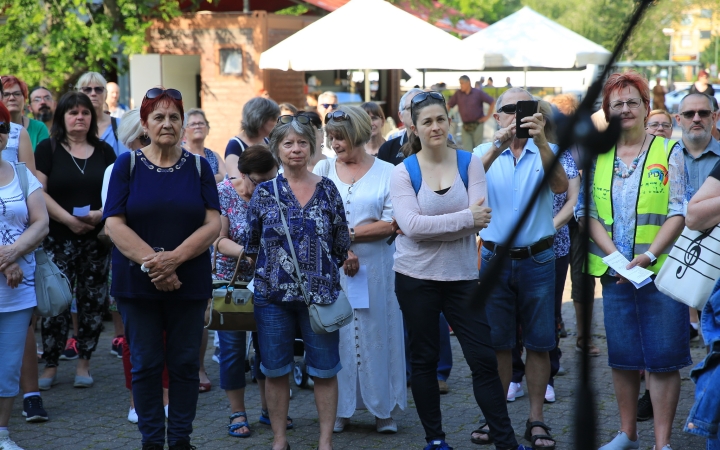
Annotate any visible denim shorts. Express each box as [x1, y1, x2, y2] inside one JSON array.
[[601, 276, 692, 372], [0, 307, 34, 396], [480, 246, 556, 352], [254, 294, 341, 379]]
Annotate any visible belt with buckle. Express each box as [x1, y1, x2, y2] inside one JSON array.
[[482, 237, 554, 260]]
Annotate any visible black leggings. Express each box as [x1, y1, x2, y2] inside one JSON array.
[[395, 272, 518, 448]]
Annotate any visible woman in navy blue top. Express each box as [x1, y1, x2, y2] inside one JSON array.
[[103, 88, 220, 450], [244, 115, 351, 450]]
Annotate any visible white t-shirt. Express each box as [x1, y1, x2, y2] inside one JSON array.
[[0, 164, 43, 312]]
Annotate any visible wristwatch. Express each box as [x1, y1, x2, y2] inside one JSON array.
[[493, 139, 503, 149], [644, 250, 657, 265], [349, 227, 356, 241]]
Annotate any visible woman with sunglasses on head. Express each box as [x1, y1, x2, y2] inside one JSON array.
[[244, 114, 351, 450], [0, 101, 49, 450], [75, 72, 130, 156], [225, 97, 280, 180], [576, 72, 689, 450], [391, 91, 525, 450], [213, 145, 286, 439], [35, 91, 117, 391], [313, 106, 405, 435], [645, 109, 673, 139], [1, 75, 49, 150], [103, 87, 220, 450]]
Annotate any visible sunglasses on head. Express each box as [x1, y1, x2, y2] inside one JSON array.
[[679, 109, 713, 120], [497, 104, 518, 114], [277, 114, 311, 125], [321, 103, 338, 110], [79, 86, 105, 95], [325, 111, 350, 123], [144, 88, 182, 101], [410, 91, 446, 114], [0, 122, 9, 135]]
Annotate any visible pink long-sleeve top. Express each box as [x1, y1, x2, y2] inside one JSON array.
[[390, 154, 487, 281]]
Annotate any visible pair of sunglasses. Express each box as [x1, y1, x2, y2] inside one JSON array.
[[410, 91, 446, 114], [79, 86, 105, 95], [277, 114, 311, 125], [0, 122, 9, 135], [321, 103, 338, 109], [325, 111, 350, 123], [679, 109, 713, 119], [497, 104, 518, 114], [145, 88, 182, 101]]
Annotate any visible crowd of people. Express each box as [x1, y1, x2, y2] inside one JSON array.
[[0, 68, 719, 450]]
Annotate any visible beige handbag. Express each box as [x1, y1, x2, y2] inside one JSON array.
[[205, 243, 256, 331]]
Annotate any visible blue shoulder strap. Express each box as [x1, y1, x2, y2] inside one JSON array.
[[403, 151, 472, 195], [403, 154, 422, 195]]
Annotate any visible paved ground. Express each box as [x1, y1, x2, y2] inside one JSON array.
[[8, 277, 709, 450]]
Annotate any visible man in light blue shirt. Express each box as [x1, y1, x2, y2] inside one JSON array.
[[473, 88, 568, 449]]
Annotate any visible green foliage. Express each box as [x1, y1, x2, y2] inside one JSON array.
[[0, 0, 183, 93], [275, 5, 311, 15]]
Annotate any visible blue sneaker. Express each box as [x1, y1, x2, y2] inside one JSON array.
[[424, 440, 452, 450]]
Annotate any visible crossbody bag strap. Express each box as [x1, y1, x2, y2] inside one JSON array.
[[272, 177, 311, 306]]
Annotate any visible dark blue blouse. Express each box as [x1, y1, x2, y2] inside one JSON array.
[[244, 174, 350, 305], [103, 149, 220, 300]]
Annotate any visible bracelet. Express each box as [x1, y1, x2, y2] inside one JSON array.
[[493, 139, 502, 149], [643, 250, 657, 264]]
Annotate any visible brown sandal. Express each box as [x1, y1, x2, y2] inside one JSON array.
[[575, 338, 600, 357]]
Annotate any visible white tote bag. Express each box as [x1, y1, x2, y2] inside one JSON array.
[[655, 225, 720, 310]]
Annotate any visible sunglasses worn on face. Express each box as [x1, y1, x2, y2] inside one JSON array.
[[0, 122, 9, 134], [277, 115, 311, 125], [325, 111, 350, 123], [497, 104, 517, 114], [145, 88, 182, 101], [321, 103, 338, 109], [680, 110, 713, 120], [80, 86, 105, 95]]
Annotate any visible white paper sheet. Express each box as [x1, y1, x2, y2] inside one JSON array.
[[72, 205, 91, 217], [346, 265, 369, 309], [601, 251, 654, 288]]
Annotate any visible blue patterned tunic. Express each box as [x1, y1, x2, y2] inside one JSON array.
[[552, 150, 579, 257], [244, 174, 351, 305]]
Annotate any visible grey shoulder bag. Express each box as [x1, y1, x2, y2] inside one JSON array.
[[271, 177, 353, 334]]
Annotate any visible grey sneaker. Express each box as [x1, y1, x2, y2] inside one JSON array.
[[0, 430, 24, 450], [38, 374, 57, 391], [73, 374, 94, 388], [599, 431, 639, 450]]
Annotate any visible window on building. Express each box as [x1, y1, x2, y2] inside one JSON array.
[[682, 14, 693, 26], [701, 30, 712, 40], [701, 9, 712, 18], [681, 33, 692, 48], [220, 49, 243, 75]]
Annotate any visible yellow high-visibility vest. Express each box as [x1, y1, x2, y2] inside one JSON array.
[[586, 137, 675, 276]]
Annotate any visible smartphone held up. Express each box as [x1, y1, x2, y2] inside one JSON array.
[[515, 100, 539, 139]]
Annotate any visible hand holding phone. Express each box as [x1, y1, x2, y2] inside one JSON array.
[[515, 100, 539, 139]]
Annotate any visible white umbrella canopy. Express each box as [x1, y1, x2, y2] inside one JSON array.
[[259, 0, 480, 71], [462, 6, 611, 69]]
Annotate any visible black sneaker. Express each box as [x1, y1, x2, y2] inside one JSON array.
[[141, 444, 165, 450], [59, 336, 79, 360], [22, 395, 49, 422], [169, 441, 196, 450], [558, 321, 568, 338], [637, 390, 653, 421], [690, 325, 700, 341]]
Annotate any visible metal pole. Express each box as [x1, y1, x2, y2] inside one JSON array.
[[524, 67, 528, 89], [364, 69, 371, 102], [422, 69, 426, 89]]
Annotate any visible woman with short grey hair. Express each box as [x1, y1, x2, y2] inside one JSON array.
[[224, 98, 280, 179], [244, 114, 351, 450], [117, 109, 144, 149]]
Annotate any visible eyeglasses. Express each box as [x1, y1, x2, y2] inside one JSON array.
[[646, 122, 673, 130], [79, 86, 105, 95], [187, 122, 207, 129], [410, 91, 446, 115], [144, 88, 182, 101], [0, 122, 9, 134], [31, 95, 53, 104], [320, 103, 338, 110], [497, 104, 518, 115], [2, 91, 23, 99], [247, 175, 259, 186], [325, 111, 350, 123], [609, 98, 642, 111], [277, 114, 311, 125], [679, 109, 713, 120]]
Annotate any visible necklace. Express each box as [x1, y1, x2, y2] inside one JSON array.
[[613, 134, 647, 179], [68, 144, 89, 175], [341, 160, 365, 205]]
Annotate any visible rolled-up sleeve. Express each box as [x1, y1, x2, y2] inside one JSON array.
[[668, 145, 686, 218]]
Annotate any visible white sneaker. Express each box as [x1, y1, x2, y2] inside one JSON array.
[[333, 417, 350, 433], [376, 417, 398, 433], [128, 408, 138, 424], [0, 430, 25, 450], [507, 382, 524, 402], [544, 384, 556, 403], [599, 431, 640, 450]]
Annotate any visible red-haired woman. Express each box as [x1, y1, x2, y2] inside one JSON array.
[[1, 75, 49, 149], [576, 72, 690, 450], [103, 88, 221, 450]]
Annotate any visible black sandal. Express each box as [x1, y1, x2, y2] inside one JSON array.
[[470, 421, 493, 445], [524, 420, 556, 450]]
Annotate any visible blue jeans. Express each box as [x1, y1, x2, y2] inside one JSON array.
[[480, 246, 556, 352], [218, 331, 265, 391], [254, 298, 341, 379], [405, 314, 453, 382], [0, 307, 33, 397], [709, 438, 720, 450], [117, 298, 207, 446]]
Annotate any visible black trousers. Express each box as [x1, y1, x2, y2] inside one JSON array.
[[395, 272, 518, 448]]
